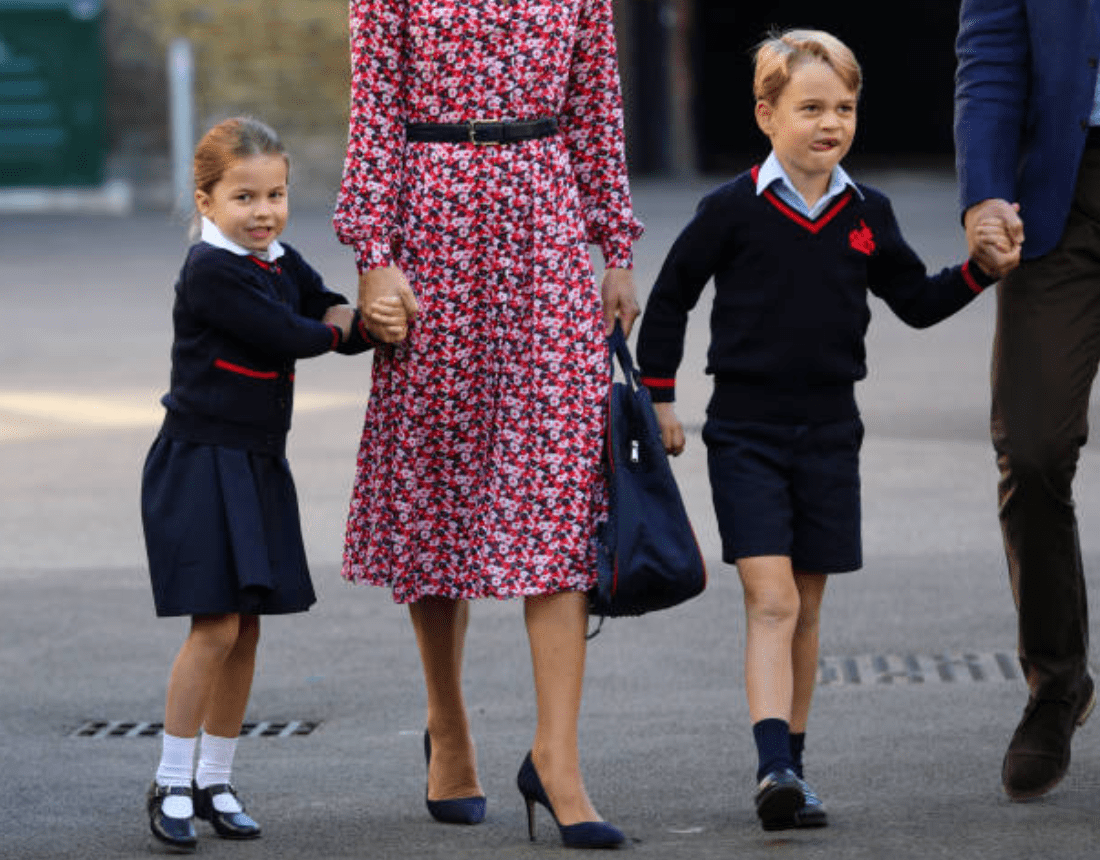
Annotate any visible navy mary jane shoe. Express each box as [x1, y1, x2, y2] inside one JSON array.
[[192, 782, 261, 839], [146, 782, 197, 851]]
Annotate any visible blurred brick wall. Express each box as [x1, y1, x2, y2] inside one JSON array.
[[101, 0, 351, 204], [100, 1, 638, 203]]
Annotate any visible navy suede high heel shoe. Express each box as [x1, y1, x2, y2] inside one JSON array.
[[423, 731, 487, 825], [516, 752, 625, 849]]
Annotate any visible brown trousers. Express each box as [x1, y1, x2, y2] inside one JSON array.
[[992, 148, 1100, 699]]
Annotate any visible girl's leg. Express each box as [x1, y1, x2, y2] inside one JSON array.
[[203, 614, 260, 738], [408, 597, 482, 800], [163, 614, 245, 740], [790, 572, 827, 735], [195, 614, 260, 804], [524, 589, 600, 826], [151, 613, 244, 832]]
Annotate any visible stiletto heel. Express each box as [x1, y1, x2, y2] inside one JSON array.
[[525, 796, 538, 841], [515, 751, 625, 849], [423, 731, 487, 825]]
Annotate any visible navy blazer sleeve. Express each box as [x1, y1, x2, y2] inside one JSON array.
[[182, 250, 344, 360], [954, 0, 1030, 214]]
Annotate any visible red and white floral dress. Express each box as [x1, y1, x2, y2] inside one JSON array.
[[335, 0, 643, 603]]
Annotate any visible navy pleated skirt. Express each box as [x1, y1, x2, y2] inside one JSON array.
[[141, 435, 317, 617]]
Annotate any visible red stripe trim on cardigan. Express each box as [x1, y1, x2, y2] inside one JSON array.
[[961, 260, 984, 295], [751, 164, 853, 234], [328, 325, 341, 351], [640, 377, 675, 389], [213, 358, 279, 380], [249, 256, 282, 274]]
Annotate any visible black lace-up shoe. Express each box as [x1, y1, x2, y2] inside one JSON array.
[[754, 767, 805, 831], [793, 777, 828, 828], [1003, 673, 1095, 800]]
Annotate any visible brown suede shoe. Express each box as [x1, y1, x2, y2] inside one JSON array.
[[1002, 673, 1095, 801]]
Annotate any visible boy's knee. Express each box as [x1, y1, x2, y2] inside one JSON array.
[[744, 584, 799, 627]]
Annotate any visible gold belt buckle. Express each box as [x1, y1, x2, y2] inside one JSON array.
[[468, 119, 500, 145]]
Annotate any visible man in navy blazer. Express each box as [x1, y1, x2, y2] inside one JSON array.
[[955, 0, 1100, 801]]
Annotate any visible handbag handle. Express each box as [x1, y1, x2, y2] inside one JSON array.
[[607, 319, 640, 388]]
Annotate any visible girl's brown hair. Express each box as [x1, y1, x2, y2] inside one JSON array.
[[193, 116, 289, 196], [753, 29, 862, 106]]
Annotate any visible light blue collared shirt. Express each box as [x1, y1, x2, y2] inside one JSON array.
[[754, 151, 862, 220], [200, 216, 285, 262], [1091, 73, 1100, 126]]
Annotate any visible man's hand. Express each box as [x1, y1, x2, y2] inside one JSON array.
[[358, 266, 419, 343], [965, 198, 1024, 280], [601, 267, 640, 336]]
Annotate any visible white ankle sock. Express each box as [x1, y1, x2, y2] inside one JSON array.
[[195, 733, 243, 813], [155, 733, 196, 818]]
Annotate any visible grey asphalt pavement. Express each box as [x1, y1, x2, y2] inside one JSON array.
[[1, 169, 1098, 859]]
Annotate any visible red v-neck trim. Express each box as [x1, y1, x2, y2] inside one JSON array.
[[751, 164, 853, 235], [250, 255, 282, 274]]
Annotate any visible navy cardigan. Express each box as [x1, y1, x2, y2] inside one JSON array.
[[637, 170, 994, 423], [160, 242, 373, 455]]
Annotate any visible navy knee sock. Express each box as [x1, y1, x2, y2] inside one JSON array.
[[752, 718, 793, 782], [789, 732, 806, 779]]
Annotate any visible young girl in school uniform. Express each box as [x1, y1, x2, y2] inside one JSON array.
[[141, 116, 406, 850]]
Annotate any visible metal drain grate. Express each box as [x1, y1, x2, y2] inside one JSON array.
[[69, 720, 320, 739], [817, 652, 1022, 686]]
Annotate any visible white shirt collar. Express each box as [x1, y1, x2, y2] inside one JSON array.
[[755, 151, 862, 218], [200, 216, 285, 261]]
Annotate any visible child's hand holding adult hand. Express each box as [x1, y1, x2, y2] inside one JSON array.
[[358, 266, 419, 343], [653, 402, 686, 457], [366, 296, 413, 342], [965, 199, 1023, 280]]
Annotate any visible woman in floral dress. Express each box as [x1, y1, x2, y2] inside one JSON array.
[[334, 0, 643, 845]]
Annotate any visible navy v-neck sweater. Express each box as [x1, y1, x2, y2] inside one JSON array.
[[636, 168, 995, 423]]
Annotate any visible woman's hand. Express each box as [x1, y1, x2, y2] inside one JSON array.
[[358, 266, 420, 343], [653, 402, 686, 456], [600, 267, 640, 336]]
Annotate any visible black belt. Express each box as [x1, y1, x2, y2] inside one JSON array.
[[406, 117, 558, 145], [1088, 126, 1100, 148]]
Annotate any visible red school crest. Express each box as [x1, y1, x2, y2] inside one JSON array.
[[849, 220, 875, 255]]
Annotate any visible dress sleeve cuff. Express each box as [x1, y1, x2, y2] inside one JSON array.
[[355, 238, 395, 273], [600, 235, 635, 270]]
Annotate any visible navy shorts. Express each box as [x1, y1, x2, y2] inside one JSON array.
[[702, 416, 863, 573]]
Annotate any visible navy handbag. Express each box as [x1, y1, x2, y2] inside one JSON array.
[[590, 321, 706, 619]]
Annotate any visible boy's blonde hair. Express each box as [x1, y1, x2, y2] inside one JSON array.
[[753, 29, 862, 105]]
